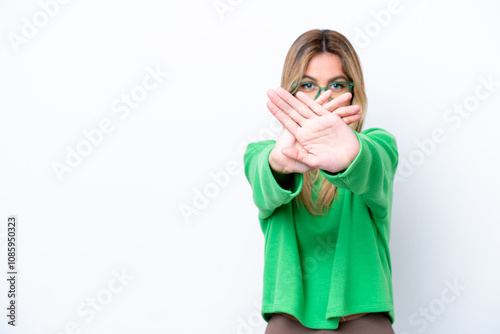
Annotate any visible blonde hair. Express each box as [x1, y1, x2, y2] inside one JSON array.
[[280, 29, 367, 216]]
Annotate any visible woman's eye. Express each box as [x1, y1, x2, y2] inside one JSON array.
[[300, 83, 315, 90], [329, 83, 346, 91]]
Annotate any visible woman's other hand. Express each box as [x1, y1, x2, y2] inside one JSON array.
[[267, 88, 361, 174]]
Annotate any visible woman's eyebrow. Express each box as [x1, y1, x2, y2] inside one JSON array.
[[302, 74, 349, 82]]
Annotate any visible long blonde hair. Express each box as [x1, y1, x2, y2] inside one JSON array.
[[280, 29, 367, 216]]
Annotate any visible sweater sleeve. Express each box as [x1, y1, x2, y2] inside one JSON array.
[[243, 140, 304, 221], [319, 128, 399, 220]]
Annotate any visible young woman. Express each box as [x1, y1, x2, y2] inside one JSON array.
[[243, 29, 398, 333]]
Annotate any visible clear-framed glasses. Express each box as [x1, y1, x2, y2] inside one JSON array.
[[293, 81, 354, 100]]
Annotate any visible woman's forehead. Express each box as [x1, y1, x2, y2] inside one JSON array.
[[304, 53, 346, 81]]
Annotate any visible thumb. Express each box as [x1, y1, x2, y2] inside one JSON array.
[[281, 147, 312, 166]]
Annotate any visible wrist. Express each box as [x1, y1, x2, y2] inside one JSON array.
[[323, 134, 360, 174], [268, 148, 283, 174]]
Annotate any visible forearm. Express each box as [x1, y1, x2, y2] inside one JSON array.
[[244, 141, 304, 220], [320, 128, 398, 218]]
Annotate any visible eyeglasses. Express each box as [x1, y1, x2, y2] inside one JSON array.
[[292, 81, 354, 100]]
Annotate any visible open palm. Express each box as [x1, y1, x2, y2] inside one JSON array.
[[267, 88, 361, 174], [270, 126, 312, 174]]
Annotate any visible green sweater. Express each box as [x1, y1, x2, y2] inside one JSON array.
[[243, 128, 398, 329]]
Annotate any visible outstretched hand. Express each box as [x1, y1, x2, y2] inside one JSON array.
[[266, 87, 361, 174]]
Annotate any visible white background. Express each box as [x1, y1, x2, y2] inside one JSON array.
[[0, 0, 499, 333]]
